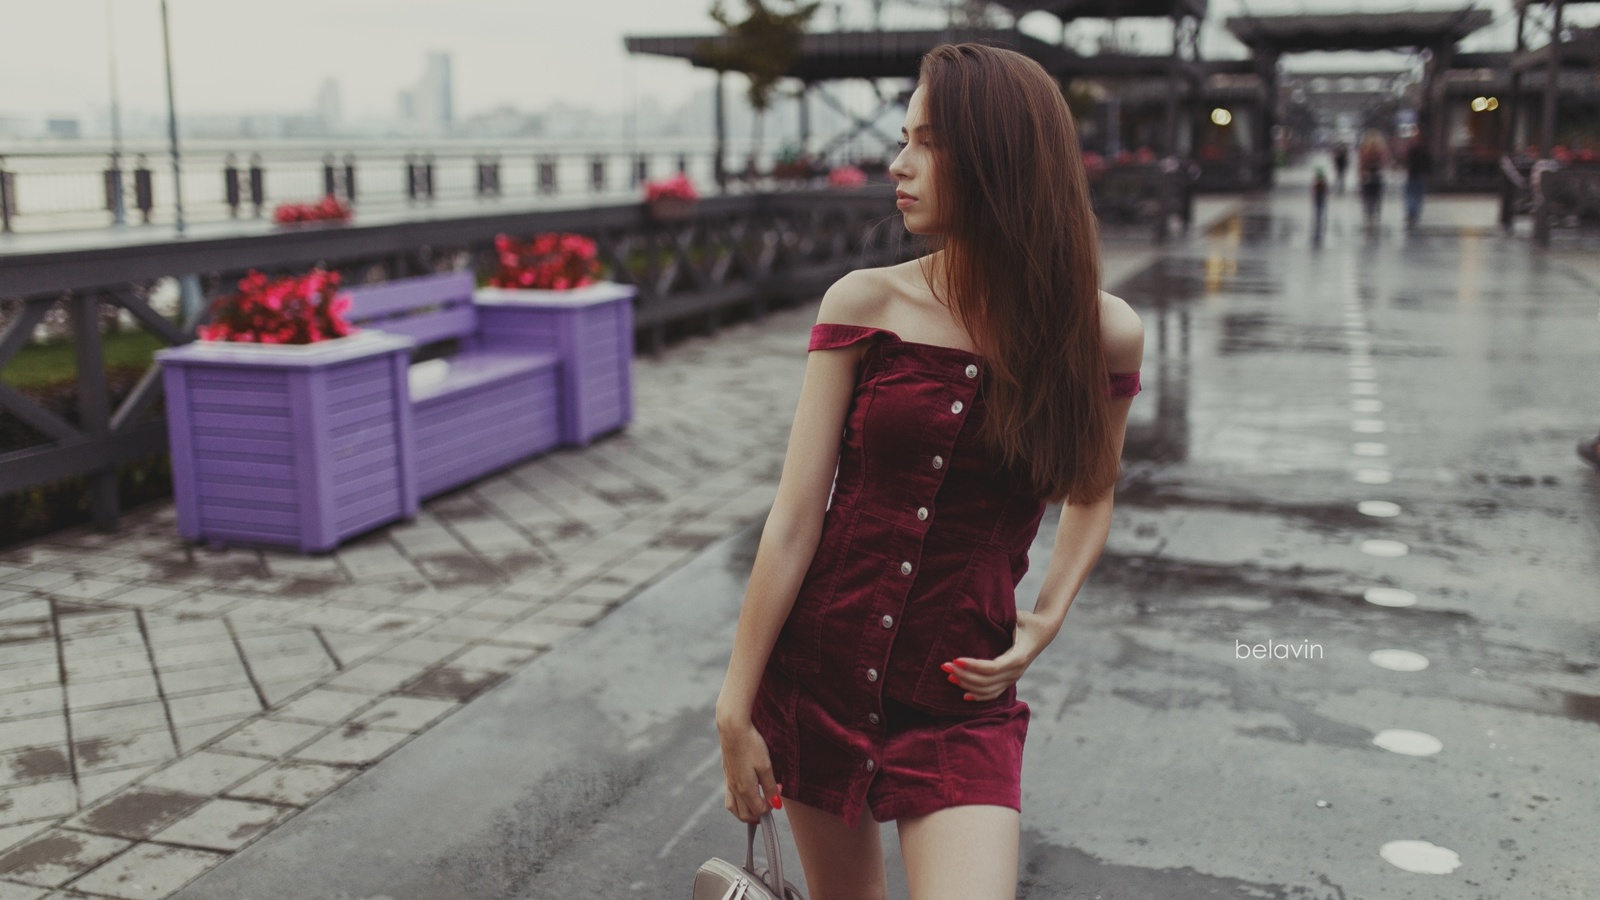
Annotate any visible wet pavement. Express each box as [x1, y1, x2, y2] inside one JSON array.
[[5, 183, 1599, 898]]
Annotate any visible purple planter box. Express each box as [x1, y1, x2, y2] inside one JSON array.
[[473, 281, 635, 447], [156, 332, 419, 553]]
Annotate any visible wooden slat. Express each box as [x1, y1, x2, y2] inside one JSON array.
[[334, 489, 403, 534], [342, 271, 475, 320], [332, 466, 402, 504], [197, 480, 299, 505], [195, 457, 294, 481], [188, 387, 292, 409]]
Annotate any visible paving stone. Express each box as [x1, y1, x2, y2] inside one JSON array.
[[148, 798, 293, 852], [0, 687, 63, 723], [320, 659, 429, 694], [0, 830, 131, 888], [156, 661, 253, 697], [528, 601, 610, 627], [59, 654, 151, 685], [43, 582, 123, 603], [63, 677, 160, 712], [0, 824, 46, 858], [346, 696, 459, 733], [0, 747, 70, 787], [57, 633, 143, 658], [0, 778, 76, 829], [76, 766, 163, 807], [0, 625, 52, 646], [163, 689, 261, 729], [371, 637, 466, 668], [449, 643, 542, 672], [63, 787, 205, 842], [0, 878, 51, 898], [171, 719, 250, 756], [138, 620, 224, 648], [213, 719, 327, 759], [99, 588, 181, 611], [73, 733, 175, 776], [68, 840, 226, 898], [491, 620, 584, 649], [255, 676, 324, 709], [146, 641, 237, 672], [67, 704, 166, 742], [265, 689, 376, 726], [223, 760, 356, 807], [0, 718, 66, 756], [291, 724, 414, 767]]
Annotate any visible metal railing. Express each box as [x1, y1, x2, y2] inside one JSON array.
[[0, 186, 909, 531], [0, 141, 862, 235]]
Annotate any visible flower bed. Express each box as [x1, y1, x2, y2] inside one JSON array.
[[488, 232, 601, 290], [273, 195, 353, 224], [198, 269, 355, 345]]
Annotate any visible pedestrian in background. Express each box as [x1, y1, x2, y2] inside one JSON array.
[[1358, 130, 1389, 230], [1404, 134, 1434, 229], [1332, 142, 1350, 194], [1312, 167, 1329, 241], [714, 42, 1143, 900]]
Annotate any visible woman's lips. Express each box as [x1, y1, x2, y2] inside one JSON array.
[[896, 193, 917, 210]]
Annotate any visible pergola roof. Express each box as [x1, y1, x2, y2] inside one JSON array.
[[625, 28, 1075, 81], [626, 27, 1207, 82], [1225, 10, 1493, 53], [989, 0, 1206, 20]]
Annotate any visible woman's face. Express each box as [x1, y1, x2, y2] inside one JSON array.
[[889, 85, 941, 235]]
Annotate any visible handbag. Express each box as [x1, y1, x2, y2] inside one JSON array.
[[692, 811, 807, 900]]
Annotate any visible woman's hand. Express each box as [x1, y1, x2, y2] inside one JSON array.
[[718, 716, 782, 823], [941, 609, 1057, 702]]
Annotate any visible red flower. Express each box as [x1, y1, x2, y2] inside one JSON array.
[[199, 266, 355, 345], [644, 172, 698, 202], [487, 231, 602, 290]]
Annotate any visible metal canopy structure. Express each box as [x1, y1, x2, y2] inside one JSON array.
[[625, 28, 1073, 81], [1225, 10, 1493, 53], [628, 7, 1208, 185], [626, 28, 1075, 185], [989, 0, 1206, 20], [1220, 9, 1495, 185]]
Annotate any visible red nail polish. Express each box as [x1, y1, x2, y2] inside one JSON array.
[[947, 674, 959, 684], [771, 795, 782, 809], [963, 693, 974, 701], [954, 660, 969, 669], [940, 663, 953, 673]]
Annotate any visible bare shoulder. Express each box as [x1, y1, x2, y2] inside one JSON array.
[[815, 266, 893, 327], [1098, 290, 1145, 372]]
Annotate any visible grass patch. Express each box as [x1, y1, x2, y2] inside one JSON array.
[[1, 331, 167, 388]]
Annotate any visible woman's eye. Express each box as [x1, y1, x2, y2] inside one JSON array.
[[896, 140, 909, 151]]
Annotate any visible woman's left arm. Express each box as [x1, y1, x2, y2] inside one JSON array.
[[946, 296, 1144, 701]]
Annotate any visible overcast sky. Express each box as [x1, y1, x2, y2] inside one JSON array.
[[0, 0, 1560, 122]]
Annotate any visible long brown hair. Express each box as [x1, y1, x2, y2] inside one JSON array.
[[918, 43, 1115, 505]]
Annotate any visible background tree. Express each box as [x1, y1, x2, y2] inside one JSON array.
[[701, 0, 821, 171]]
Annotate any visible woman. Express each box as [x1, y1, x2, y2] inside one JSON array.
[[1358, 129, 1389, 229], [714, 43, 1143, 899]]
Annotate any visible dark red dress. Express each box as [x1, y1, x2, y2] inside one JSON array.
[[751, 323, 1141, 828]]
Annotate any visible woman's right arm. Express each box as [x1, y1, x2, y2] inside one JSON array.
[[716, 271, 877, 822]]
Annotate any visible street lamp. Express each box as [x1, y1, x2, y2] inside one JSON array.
[[1211, 107, 1233, 126], [105, 0, 126, 225], [160, 0, 185, 235]]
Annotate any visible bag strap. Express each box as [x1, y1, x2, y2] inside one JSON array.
[[744, 811, 786, 893]]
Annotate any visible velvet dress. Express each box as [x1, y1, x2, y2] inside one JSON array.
[[750, 323, 1142, 828]]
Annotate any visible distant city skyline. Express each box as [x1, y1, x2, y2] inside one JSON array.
[[0, 0, 1582, 139]]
